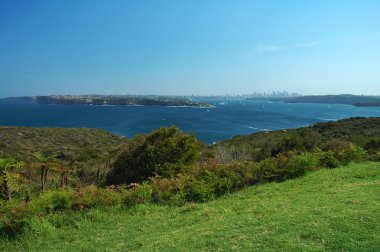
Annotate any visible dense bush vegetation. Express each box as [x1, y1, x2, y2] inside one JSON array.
[[106, 126, 203, 184], [1, 117, 379, 236], [0, 127, 124, 190], [213, 117, 380, 162], [0, 127, 123, 163]]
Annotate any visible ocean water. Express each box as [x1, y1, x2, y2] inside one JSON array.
[[0, 99, 379, 144]]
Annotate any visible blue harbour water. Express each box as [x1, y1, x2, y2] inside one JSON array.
[[0, 99, 379, 144]]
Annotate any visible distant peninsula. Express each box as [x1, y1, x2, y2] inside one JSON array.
[[3, 95, 213, 108], [246, 94, 380, 107]]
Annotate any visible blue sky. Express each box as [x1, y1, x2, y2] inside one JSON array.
[[0, 0, 379, 97]]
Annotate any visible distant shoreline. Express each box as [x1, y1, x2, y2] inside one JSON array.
[[3, 94, 380, 108], [246, 94, 380, 107], [1, 95, 214, 108]]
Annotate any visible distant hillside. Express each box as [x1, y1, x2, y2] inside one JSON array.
[[283, 94, 380, 107]]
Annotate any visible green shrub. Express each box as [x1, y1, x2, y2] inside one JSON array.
[[318, 151, 340, 168], [0, 187, 123, 236], [149, 162, 258, 204], [123, 182, 152, 206], [271, 129, 319, 156], [201, 169, 232, 196], [293, 152, 319, 172], [321, 140, 364, 165], [225, 162, 258, 188], [29, 189, 74, 213], [256, 154, 303, 183], [184, 178, 214, 202], [368, 151, 380, 162], [364, 138, 380, 154], [200, 162, 257, 195], [256, 158, 278, 182], [271, 134, 303, 156], [344, 145, 367, 163], [0, 201, 29, 237], [150, 175, 188, 205], [73, 185, 122, 209], [106, 126, 203, 185]]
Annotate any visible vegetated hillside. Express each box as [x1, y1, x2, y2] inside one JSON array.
[[0, 127, 124, 162], [212, 117, 380, 162], [0, 127, 125, 186], [1, 119, 379, 246], [1, 162, 379, 251]]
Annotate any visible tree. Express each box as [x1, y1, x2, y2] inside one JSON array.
[[0, 158, 24, 200], [31, 152, 51, 191], [31, 152, 71, 190], [106, 126, 203, 185]]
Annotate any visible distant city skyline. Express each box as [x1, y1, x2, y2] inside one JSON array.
[[1, 1, 379, 98], [4, 90, 303, 98]]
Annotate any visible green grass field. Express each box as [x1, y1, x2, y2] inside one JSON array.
[[1, 162, 379, 251]]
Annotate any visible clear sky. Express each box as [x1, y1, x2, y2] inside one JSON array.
[[0, 0, 379, 97]]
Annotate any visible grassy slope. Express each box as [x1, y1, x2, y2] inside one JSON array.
[[1, 162, 379, 251]]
